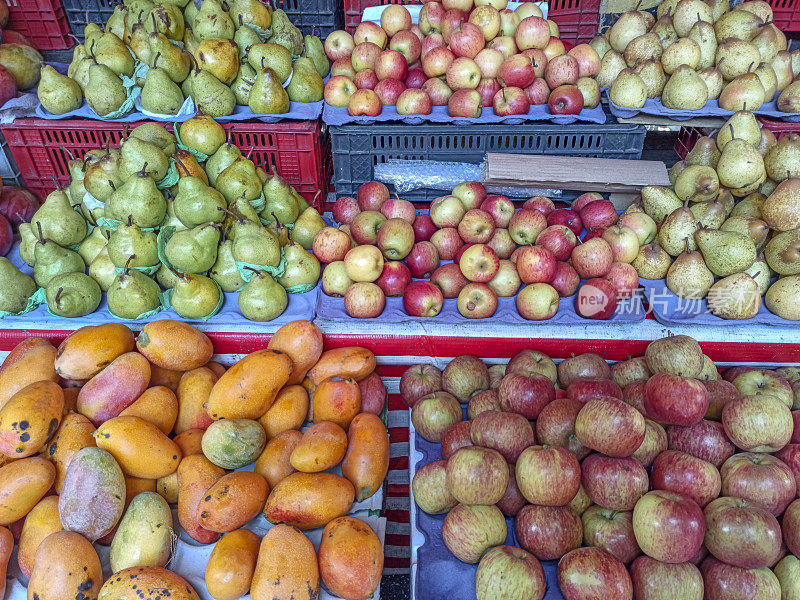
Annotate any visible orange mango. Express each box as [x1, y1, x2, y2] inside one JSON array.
[[17, 495, 63, 579], [119, 386, 179, 435], [0, 457, 55, 525], [44, 411, 96, 493], [312, 378, 362, 428], [267, 320, 324, 385], [54, 323, 135, 380], [318, 516, 383, 600], [197, 471, 269, 533], [342, 413, 390, 501], [136, 320, 213, 371], [264, 472, 355, 530], [93, 416, 181, 479], [99, 567, 200, 600], [307, 347, 376, 386], [0, 338, 58, 411], [258, 385, 308, 439], [174, 367, 216, 434], [0, 381, 63, 457], [206, 529, 260, 600], [250, 524, 319, 600], [28, 531, 103, 600], [177, 454, 225, 544], [254, 430, 302, 489], [290, 421, 347, 473]]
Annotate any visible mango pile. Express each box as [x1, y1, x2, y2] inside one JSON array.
[[0, 319, 388, 600]]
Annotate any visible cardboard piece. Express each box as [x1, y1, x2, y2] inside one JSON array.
[[483, 153, 671, 193]]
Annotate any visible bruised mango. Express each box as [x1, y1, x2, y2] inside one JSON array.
[[290, 421, 347, 473], [0, 456, 55, 525], [98, 567, 200, 600], [136, 320, 214, 371], [77, 352, 151, 426], [59, 447, 125, 541], [312, 378, 361, 428], [177, 454, 225, 544], [250, 524, 319, 600], [0, 381, 63, 457], [206, 350, 293, 420], [174, 367, 216, 434], [45, 412, 96, 493], [254, 430, 302, 489], [264, 472, 355, 530], [318, 516, 383, 600], [28, 530, 103, 600], [94, 416, 181, 479], [119, 386, 179, 435], [17, 495, 62, 579], [156, 429, 204, 504], [110, 491, 173, 572], [307, 347, 376, 386], [0, 338, 58, 411], [258, 385, 308, 439], [197, 471, 268, 533], [342, 413, 389, 502], [267, 320, 324, 385], [206, 529, 260, 600], [149, 364, 184, 391], [201, 419, 265, 470], [62, 387, 79, 414], [54, 323, 135, 380]]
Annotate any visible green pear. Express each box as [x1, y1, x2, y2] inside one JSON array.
[[107, 264, 162, 319], [206, 141, 242, 186], [46, 273, 101, 317], [762, 178, 800, 231], [32, 230, 85, 288], [764, 136, 800, 183], [707, 273, 761, 319], [126, 0, 155, 32], [609, 69, 647, 109], [266, 9, 303, 55], [174, 176, 227, 227], [0, 43, 43, 90], [641, 185, 683, 224], [156, 263, 179, 289], [193, 0, 234, 41], [238, 269, 287, 321], [78, 226, 111, 265], [303, 35, 330, 78], [662, 65, 708, 110], [717, 111, 762, 150], [234, 26, 261, 64], [685, 137, 720, 168], [690, 199, 728, 229], [231, 218, 280, 266], [666, 241, 715, 299], [674, 165, 719, 202], [0, 258, 37, 313], [216, 157, 262, 204], [230, 63, 256, 105], [261, 175, 300, 224], [191, 70, 236, 116], [139, 65, 185, 115], [105, 5, 128, 39], [286, 57, 324, 103], [31, 188, 87, 247], [164, 224, 220, 273], [278, 242, 320, 289], [292, 207, 327, 251], [730, 192, 766, 218], [37, 65, 83, 115], [765, 276, 800, 320], [209, 236, 245, 292], [18, 223, 37, 267], [717, 139, 767, 196], [170, 271, 221, 318], [92, 31, 135, 77], [84, 62, 127, 117], [130, 122, 177, 156], [107, 222, 159, 269], [83, 149, 122, 201], [144, 2, 185, 41], [695, 227, 757, 276], [179, 113, 227, 155], [658, 203, 698, 256], [248, 44, 293, 83], [765, 230, 800, 275], [105, 168, 166, 228], [248, 66, 289, 114], [228, 0, 271, 31], [119, 136, 170, 181], [129, 23, 154, 65], [719, 73, 766, 112]]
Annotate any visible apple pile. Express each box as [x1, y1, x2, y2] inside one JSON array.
[[316, 180, 632, 321], [407, 334, 800, 600], [0, 186, 38, 258], [323, 1, 602, 118]]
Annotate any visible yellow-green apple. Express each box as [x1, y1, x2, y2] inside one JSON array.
[[721, 394, 792, 452], [486, 258, 520, 296], [344, 281, 385, 318], [325, 30, 355, 62], [476, 546, 546, 600], [321, 260, 352, 296], [646, 335, 704, 377], [324, 75, 357, 106], [448, 88, 482, 117], [474, 47, 504, 78], [446, 446, 509, 504], [508, 208, 547, 245], [498, 9, 520, 36], [515, 15, 550, 50], [611, 357, 651, 388], [603, 225, 640, 263], [619, 210, 657, 244], [442, 504, 507, 564], [431, 195, 466, 227], [396, 88, 433, 114], [458, 282, 498, 318], [344, 244, 384, 282], [774, 554, 800, 600], [354, 21, 387, 49], [558, 548, 633, 600], [576, 397, 646, 457], [350, 210, 386, 245], [515, 504, 582, 560], [313, 227, 351, 263], [783, 499, 800, 556], [582, 505, 641, 564], [577, 76, 601, 108], [459, 243, 500, 282], [446, 57, 481, 90], [442, 354, 489, 402], [516, 282, 559, 319], [469, 5, 501, 41], [419, 2, 445, 36], [487, 35, 517, 58], [422, 76, 453, 105], [412, 460, 457, 514], [389, 29, 422, 64], [352, 41, 382, 71], [543, 36, 566, 60], [515, 444, 581, 505], [486, 227, 515, 259], [452, 180, 486, 210], [631, 419, 668, 468], [380, 4, 412, 37], [583, 454, 649, 511], [732, 369, 794, 408], [458, 209, 495, 243], [412, 390, 462, 442]]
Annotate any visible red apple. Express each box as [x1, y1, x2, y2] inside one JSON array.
[[581, 199, 619, 230], [536, 224, 577, 261], [506, 348, 557, 383], [446, 446, 509, 505], [406, 241, 440, 279], [422, 45, 455, 78], [420, 77, 451, 106], [783, 499, 800, 556], [582, 505, 641, 565], [548, 84, 584, 114], [354, 68, 379, 90], [476, 77, 501, 105], [375, 49, 409, 82], [633, 490, 706, 564], [0, 214, 10, 256], [376, 260, 412, 297], [515, 15, 551, 51], [498, 372, 555, 420], [430, 227, 464, 260], [550, 261, 580, 297], [431, 263, 469, 299], [400, 364, 442, 407], [350, 210, 386, 245], [667, 420, 735, 468], [0, 187, 38, 225], [703, 379, 740, 421], [354, 21, 388, 49], [389, 29, 422, 64], [576, 278, 619, 320], [623, 381, 648, 414], [559, 353, 612, 386], [516, 504, 583, 560], [576, 396, 646, 457], [566, 378, 623, 403], [515, 444, 581, 506], [348, 88, 382, 116], [776, 443, 800, 495], [631, 419, 668, 468], [454, 242, 472, 265], [470, 409, 535, 462], [703, 496, 782, 569], [573, 192, 603, 212], [480, 195, 514, 227], [605, 262, 639, 299], [498, 54, 536, 88], [352, 41, 382, 72], [568, 43, 602, 77], [405, 67, 428, 88], [324, 75, 358, 106], [413, 213, 438, 242], [345, 282, 386, 318], [449, 22, 485, 59], [452, 180, 486, 210], [441, 420, 473, 460], [720, 452, 796, 516], [515, 245, 556, 284], [572, 238, 613, 278], [374, 78, 407, 105], [325, 30, 356, 62], [645, 373, 709, 427], [508, 208, 547, 245], [468, 4, 501, 42], [381, 196, 415, 223], [558, 548, 633, 600], [487, 35, 517, 58], [421, 33, 445, 58], [548, 208, 582, 236], [516, 283, 559, 320], [313, 227, 351, 263], [651, 450, 721, 508], [523, 78, 550, 105], [441, 8, 469, 44], [357, 371, 386, 416], [331, 57, 356, 79], [492, 86, 530, 115], [469, 388, 501, 419], [419, 2, 446, 36], [544, 54, 580, 88], [448, 88, 482, 117], [446, 56, 481, 90], [403, 280, 444, 317], [522, 48, 548, 77], [459, 243, 499, 283], [523, 196, 555, 215], [583, 454, 649, 511], [535, 397, 591, 460], [496, 469, 528, 517], [486, 228, 515, 259], [701, 556, 782, 600], [630, 557, 703, 600], [396, 88, 433, 114], [380, 3, 413, 37]]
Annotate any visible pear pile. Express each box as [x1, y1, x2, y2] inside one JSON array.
[[601, 0, 800, 112], [630, 109, 800, 319], [37, 0, 329, 118], [0, 115, 327, 321]]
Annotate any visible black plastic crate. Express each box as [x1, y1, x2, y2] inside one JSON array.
[[330, 119, 647, 202], [63, 0, 343, 41]]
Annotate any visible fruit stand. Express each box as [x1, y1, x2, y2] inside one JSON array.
[[0, 0, 799, 599]]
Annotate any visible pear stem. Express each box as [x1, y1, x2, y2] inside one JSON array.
[[153, 51, 161, 69], [139, 162, 148, 177], [108, 180, 116, 191], [123, 254, 135, 276], [168, 265, 187, 281], [36, 221, 44, 244], [55, 288, 63, 306], [173, 154, 188, 173]]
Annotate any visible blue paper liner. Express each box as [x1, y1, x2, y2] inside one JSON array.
[[604, 89, 800, 122], [639, 278, 800, 328], [412, 412, 565, 600], [323, 101, 607, 126]]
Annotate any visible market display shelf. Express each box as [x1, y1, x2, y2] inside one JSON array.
[[330, 119, 646, 202], [0, 118, 331, 208], [6, 0, 73, 50]]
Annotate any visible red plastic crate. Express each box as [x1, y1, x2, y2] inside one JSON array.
[[769, 0, 800, 31], [674, 126, 704, 160], [759, 117, 800, 140], [343, 0, 602, 44], [0, 119, 331, 209], [5, 0, 73, 50]]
